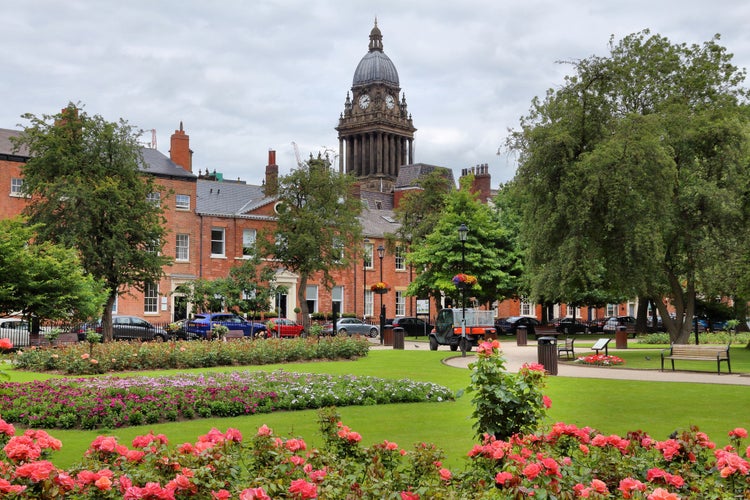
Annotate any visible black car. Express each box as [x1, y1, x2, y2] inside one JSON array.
[[602, 316, 636, 332], [495, 316, 541, 336], [390, 317, 434, 337], [74, 316, 169, 341], [553, 317, 589, 335]]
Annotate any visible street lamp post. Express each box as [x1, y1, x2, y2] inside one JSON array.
[[458, 223, 468, 357], [377, 244, 385, 345], [363, 238, 370, 322]]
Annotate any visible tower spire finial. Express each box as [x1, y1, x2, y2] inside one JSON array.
[[368, 18, 383, 52]]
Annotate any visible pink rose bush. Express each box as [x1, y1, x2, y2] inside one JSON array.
[[468, 340, 549, 440], [0, 416, 745, 497]]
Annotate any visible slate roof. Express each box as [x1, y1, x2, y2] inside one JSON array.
[[359, 206, 400, 239], [395, 163, 455, 189], [360, 189, 393, 210], [0, 128, 27, 158], [0, 127, 196, 182], [196, 179, 275, 218], [140, 147, 196, 180]]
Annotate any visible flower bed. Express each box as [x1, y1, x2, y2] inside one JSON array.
[[576, 353, 625, 366], [11, 336, 370, 374], [0, 415, 746, 498], [0, 371, 453, 430]]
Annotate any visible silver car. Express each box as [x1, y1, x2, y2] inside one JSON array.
[[334, 318, 379, 337]]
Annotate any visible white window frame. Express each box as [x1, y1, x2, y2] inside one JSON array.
[[10, 178, 24, 196], [395, 291, 405, 316], [175, 233, 189, 261], [147, 192, 161, 206], [306, 285, 318, 313], [395, 246, 406, 271], [144, 282, 159, 314], [520, 299, 535, 317], [606, 304, 618, 316], [242, 229, 256, 257], [364, 242, 374, 269], [175, 194, 191, 210], [332, 285, 343, 316], [364, 290, 374, 317], [211, 228, 225, 257]]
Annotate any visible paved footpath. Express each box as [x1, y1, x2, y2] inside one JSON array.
[[371, 339, 750, 386]]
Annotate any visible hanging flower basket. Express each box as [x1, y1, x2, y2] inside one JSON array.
[[370, 282, 390, 294], [452, 273, 477, 289]]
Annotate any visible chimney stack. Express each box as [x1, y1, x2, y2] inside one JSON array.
[[263, 149, 279, 196], [460, 164, 492, 204], [169, 122, 193, 173]]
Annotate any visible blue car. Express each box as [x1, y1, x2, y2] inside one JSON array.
[[186, 313, 266, 339]]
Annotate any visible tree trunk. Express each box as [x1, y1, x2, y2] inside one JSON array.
[[101, 292, 116, 343], [636, 297, 649, 333], [656, 270, 697, 344], [297, 274, 310, 330]]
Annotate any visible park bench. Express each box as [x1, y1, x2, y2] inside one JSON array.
[[55, 332, 80, 345], [591, 338, 611, 356], [660, 344, 731, 375], [222, 331, 245, 341], [557, 337, 575, 359]]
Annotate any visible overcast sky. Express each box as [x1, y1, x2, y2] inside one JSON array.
[[3, 0, 750, 187]]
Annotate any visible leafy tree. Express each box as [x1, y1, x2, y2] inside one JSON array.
[[507, 31, 750, 342], [0, 217, 105, 331], [259, 154, 363, 329], [174, 279, 225, 314], [11, 103, 171, 342], [392, 169, 454, 247], [222, 252, 284, 319], [406, 175, 518, 312], [388, 169, 454, 312], [174, 253, 281, 320]]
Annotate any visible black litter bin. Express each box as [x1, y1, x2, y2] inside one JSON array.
[[393, 327, 405, 350], [516, 326, 528, 346], [537, 336, 558, 375]]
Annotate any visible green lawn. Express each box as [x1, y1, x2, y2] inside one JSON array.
[[7, 348, 749, 470], [567, 339, 750, 372]]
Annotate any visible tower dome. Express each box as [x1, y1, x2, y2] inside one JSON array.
[[352, 20, 399, 87]]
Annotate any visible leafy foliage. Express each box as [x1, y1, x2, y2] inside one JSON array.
[[407, 175, 519, 309], [11, 103, 171, 341], [260, 154, 362, 327], [467, 340, 548, 440], [508, 31, 750, 343], [12, 336, 371, 374], [0, 218, 105, 322]]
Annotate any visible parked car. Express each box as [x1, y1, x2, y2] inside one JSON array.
[[586, 317, 608, 333], [324, 318, 379, 337], [389, 317, 433, 337], [553, 317, 589, 334], [165, 319, 202, 340], [267, 318, 305, 338], [186, 313, 266, 339], [602, 316, 636, 333], [74, 316, 169, 341], [494, 316, 540, 336]]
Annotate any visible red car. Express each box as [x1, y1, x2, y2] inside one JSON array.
[[267, 318, 305, 338]]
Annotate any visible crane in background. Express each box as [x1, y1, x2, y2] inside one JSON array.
[[291, 141, 304, 167]]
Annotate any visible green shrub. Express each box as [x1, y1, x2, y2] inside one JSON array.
[[12, 336, 371, 374]]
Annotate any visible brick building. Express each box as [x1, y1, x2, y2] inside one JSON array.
[[1, 21, 627, 328]]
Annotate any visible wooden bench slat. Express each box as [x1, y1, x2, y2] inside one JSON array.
[[661, 344, 731, 374]]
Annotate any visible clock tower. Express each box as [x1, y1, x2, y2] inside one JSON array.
[[336, 21, 416, 192]]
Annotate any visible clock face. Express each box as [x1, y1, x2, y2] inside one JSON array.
[[358, 94, 370, 109], [385, 94, 395, 109]]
